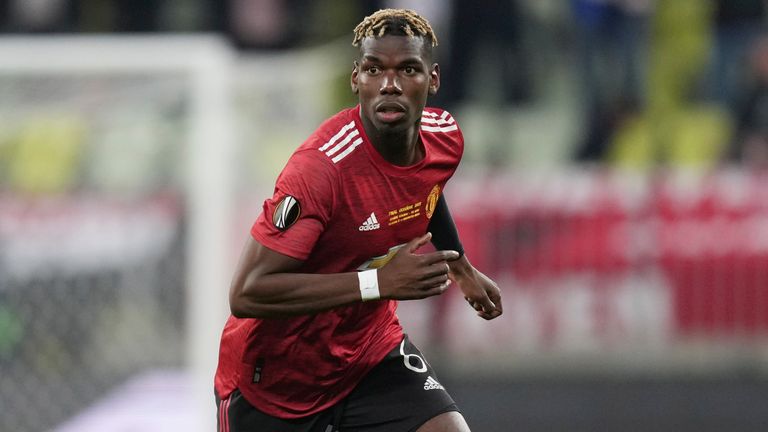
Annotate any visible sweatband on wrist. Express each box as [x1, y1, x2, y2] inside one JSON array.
[[358, 269, 380, 301]]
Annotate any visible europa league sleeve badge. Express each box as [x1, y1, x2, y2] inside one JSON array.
[[273, 195, 301, 231]]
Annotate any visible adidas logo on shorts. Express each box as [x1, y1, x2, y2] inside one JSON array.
[[423, 376, 444, 391]]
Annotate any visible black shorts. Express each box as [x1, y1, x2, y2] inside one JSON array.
[[215, 335, 458, 432]]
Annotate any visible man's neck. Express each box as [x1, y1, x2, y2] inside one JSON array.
[[361, 118, 424, 167]]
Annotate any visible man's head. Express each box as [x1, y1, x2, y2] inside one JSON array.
[[350, 9, 440, 134]]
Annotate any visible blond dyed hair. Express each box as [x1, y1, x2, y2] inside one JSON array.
[[352, 9, 438, 48]]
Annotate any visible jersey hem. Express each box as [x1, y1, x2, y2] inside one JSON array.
[[238, 332, 404, 419]]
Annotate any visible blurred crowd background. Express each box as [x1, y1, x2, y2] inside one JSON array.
[[3, 0, 768, 431], [4, 0, 768, 169]]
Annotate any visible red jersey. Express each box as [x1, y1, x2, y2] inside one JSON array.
[[214, 106, 463, 418]]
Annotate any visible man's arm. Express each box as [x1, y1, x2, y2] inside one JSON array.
[[229, 233, 459, 318], [428, 194, 503, 320]]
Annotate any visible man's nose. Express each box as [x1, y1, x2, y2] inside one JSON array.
[[380, 71, 402, 94]]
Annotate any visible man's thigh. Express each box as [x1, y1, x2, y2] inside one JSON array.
[[340, 335, 461, 432], [416, 411, 471, 432]]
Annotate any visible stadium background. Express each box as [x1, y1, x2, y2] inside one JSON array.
[[2, 0, 768, 431]]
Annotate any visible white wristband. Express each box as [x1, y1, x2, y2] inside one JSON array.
[[358, 269, 380, 301]]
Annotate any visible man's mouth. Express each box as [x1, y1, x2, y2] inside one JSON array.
[[375, 102, 406, 123]]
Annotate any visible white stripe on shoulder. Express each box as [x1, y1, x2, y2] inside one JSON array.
[[421, 124, 458, 133], [421, 110, 458, 133], [331, 137, 363, 163], [318, 121, 356, 152], [325, 129, 360, 157], [317, 120, 365, 164], [421, 116, 455, 126]]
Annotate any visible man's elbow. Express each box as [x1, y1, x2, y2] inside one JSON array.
[[229, 298, 250, 318], [228, 292, 248, 318], [229, 296, 277, 319], [228, 284, 268, 318]]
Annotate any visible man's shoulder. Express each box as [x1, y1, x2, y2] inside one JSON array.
[[300, 106, 365, 165], [420, 106, 461, 135]]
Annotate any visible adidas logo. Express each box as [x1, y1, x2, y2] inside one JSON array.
[[358, 212, 381, 231], [423, 376, 444, 391]]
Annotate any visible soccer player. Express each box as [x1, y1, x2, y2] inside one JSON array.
[[214, 9, 503, 432]]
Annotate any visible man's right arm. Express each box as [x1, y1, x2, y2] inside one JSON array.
[[229, 232, 459, 319]]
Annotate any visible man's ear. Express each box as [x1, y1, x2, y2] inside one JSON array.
[[428, 63, 440, 96], [351, 61, 360, 94]]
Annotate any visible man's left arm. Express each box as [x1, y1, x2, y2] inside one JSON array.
[[428, 194, 503, 320]]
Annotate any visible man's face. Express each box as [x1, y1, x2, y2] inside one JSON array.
[[351, 35, 439, 134]]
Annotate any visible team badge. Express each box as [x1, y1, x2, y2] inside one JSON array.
[[273, 195, 301, 230], [425, 184, 440, 219]]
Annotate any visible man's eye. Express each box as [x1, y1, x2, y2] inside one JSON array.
[[367, 66, 380, 74], [404, 66, 416, 74]]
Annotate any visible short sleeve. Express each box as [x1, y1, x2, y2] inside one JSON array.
[[251, 150, 337, 260]]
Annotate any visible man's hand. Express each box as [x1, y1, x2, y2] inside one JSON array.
[[449, 256, 503, 320], [377, 233, 460, 300]]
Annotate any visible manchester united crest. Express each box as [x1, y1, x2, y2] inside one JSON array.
[[425, 185, 440, 219]]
